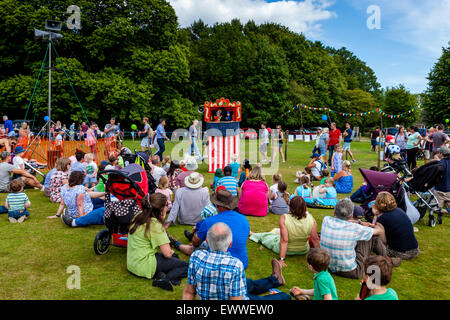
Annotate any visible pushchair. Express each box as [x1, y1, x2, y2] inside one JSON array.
[[93, 163, 149, 255]]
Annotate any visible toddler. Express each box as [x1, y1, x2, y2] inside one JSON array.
[[5, 179, 31, 223], [155, 176, 173, 211], [320, 168, 330, 184], [84, 153, 97, 188], [331, 145, 343, 177], [315, 178, 337, 207], [229, 154, 240, 179]]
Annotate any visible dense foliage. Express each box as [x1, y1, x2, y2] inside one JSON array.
[[0, 0, 426, 132]]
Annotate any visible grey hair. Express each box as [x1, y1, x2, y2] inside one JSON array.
[[334, 198, 354, 221], [207, 222, 233, 252]]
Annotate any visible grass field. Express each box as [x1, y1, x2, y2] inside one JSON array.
[[0, 139, 448, 300]]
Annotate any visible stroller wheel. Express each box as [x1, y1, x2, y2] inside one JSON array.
[[428, 214, 436, 228], [94, 229, 112, 255]]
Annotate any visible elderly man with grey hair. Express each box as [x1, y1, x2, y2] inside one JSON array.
[[320, 198, 397, 279], [183, 222, 291, 300]]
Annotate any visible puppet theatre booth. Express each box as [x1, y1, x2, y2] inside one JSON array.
[[204, 98, 242, 173]]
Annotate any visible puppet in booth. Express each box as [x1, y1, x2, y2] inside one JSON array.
[[214, 109, 222, 122]]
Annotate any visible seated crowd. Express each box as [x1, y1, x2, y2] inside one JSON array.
[[2, 144, 441, 301]]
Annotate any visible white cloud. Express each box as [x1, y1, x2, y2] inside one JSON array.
[[347, 0, 450, 58], [168, 0, 337, 38]]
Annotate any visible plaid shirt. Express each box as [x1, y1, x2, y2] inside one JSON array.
[[320, 216, 373, 272], [187, 249, 248, 300], [201, 203, 218, 220]]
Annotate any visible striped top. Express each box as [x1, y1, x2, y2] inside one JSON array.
[[201, 203, 218, 220], [217, 176, 239, 196], [6, 192, 30, 211], [320, 216, 373, 272]]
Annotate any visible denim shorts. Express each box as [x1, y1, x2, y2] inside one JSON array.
[[84, 176, 97, 185], [8, 209, 30, 219], [343, 142, 351, 150], [140, 137, 150, 148]]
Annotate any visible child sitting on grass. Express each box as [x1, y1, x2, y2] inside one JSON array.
[[211, 168, 224, 191], [270, 180, 290, 215], [291, 175, 314, 204], [314, 178, 337, 207], [162, 155, 171, 172], [294, 167, 312, 184], [320, 168, 330, 184], [355, 255, 399, 300], [269, 173, 282, 204], [84, 153, 97, 188], [290, 248, 338, 300], [4, 179, 31, 223], [155, 176, 173, 211]]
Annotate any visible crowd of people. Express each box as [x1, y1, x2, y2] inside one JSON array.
[[0, 114, 449, 300]]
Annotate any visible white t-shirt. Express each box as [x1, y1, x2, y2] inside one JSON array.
[[269, 183, 278, 204], [13, 156, 24, 170], [86, 161, 98, 178], [311, 160, 324, 178], [152, 166, 167, 186]]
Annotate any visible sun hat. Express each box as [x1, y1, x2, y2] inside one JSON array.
[[184, 172, 204, 189], [185, 157, 198, 171], [13, 146, 25, 154], [210, 188, 239, 210]]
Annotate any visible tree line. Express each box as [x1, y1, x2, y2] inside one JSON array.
[[0, 0, 446, 133]]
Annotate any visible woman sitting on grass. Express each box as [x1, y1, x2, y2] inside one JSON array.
[[250, 196, 320, 265], [49, 157, 71, 203], [127, 193, 188, 292], [47, 171, 105, 227], [333, 160, 354, 194], [238, 166, 268, 217]]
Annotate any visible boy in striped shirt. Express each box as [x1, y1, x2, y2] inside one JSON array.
[[217, 166, 240, 197], [5, 179, 30, 223]]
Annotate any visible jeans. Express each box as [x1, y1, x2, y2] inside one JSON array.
[[190, 139, 203, 160], [406, 148, 418, 171], [74, 207, 105, 227], [156, 138, 165, 161], [7, 209, 30, 219], [246, 276, 291, 300], [328, 145, 335, 166], [154, 252, 188, 282]]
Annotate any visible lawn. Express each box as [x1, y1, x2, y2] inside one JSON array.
[[0, 139, 448, 300]]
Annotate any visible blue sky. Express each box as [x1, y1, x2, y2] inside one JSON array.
[[169, 0, 450, 93]]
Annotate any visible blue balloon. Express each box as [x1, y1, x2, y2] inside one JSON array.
[[321, 115, 328, 121], [44, 116, 49, 121]]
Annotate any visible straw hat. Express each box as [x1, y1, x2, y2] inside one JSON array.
[[184, 172, 204, 189], [211, 188, 239, 210]]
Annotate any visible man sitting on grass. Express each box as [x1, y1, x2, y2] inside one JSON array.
[[182, 222, 290, 300]]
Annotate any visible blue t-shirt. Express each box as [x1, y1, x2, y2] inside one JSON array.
[[44, 168, 57, 188], [70, 161, 86, 173], [196, 210, 250, 269], [229, 162, 240, 178], [4, 120, 13, 134], [344, 129, 353, 142], [217, 176, 239, 196], [156, 124, 166, 139]]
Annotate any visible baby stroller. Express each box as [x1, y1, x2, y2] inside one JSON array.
[[119, 149, 157, 194], [359, 169, 408, 222], [93, 164, 149, 255]]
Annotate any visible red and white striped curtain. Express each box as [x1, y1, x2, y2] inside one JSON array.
[[208, 134, 240, 173]]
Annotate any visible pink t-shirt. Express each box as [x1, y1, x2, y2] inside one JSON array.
[[238, 180, 268, 216], [155, 188, 173, 211]]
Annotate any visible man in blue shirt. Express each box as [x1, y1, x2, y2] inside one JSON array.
[[155, 119, 169, 161], [343, 122, 356, 163], [3, 115, 15, 137]]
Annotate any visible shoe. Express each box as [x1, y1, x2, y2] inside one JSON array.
[[62, 213, 74, 227], [390, 257, 402, 267], [8, 217, 17, 223], [351, 160, 356, 163], [271, 259, 285, 286], [170, 278, 181, 286], [437, 213, 443, 225], [17, 216, 26, 223], [166, 232, 178, 248], [184, 230, 194, 242], [413, 227, 419, 233], [152, 272, 173, 291]]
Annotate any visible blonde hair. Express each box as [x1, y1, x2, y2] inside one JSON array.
[[375, 191, 397, 213], [56, 157, 71, 172], [272, 173, 282, 183], [231, 154, 238, 162], [248, 166, 265, 181], [162, 155, 170, 165], [324, 177, 334, 186], [84, 153, 94, 162], [322, 128, 329, 134], [158, 176, 169, 189], [343, 160, 351, 169]]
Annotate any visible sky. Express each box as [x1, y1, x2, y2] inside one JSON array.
[[168, 0, 450, 93]]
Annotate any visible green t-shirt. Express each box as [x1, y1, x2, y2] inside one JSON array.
[[313, 270, 339, 300], [127, 217, 169, 279], [406, 132, 420, 149], [365, 288, 399, 300], [94, 177, 105, 192]]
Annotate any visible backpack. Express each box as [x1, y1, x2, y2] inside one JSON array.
[[408, 161, 445, 192]]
